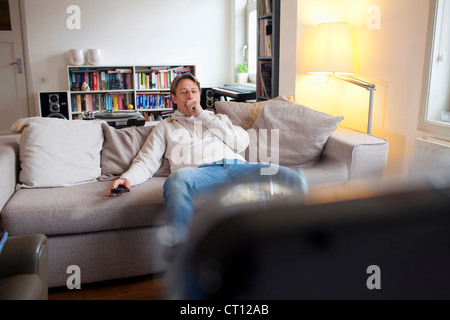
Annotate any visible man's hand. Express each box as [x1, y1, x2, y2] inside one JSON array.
[[105, 178, 130, 197], [185, 100, 203, 117]]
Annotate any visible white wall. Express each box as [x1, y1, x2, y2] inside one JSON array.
[[21, 0, 443, 172], [22, 0, 232, 115], [279, 0, 299, 98]]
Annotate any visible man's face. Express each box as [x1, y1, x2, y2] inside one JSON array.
[[172, 79, 201, 116]]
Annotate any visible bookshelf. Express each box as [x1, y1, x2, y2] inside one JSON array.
[[67, 65, 196, 125], [257, 0, 280, 101]]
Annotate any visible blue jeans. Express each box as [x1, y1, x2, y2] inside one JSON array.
[[163, 159, 307, 239]]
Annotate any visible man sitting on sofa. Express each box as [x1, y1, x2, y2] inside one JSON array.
[[105, 73, 306, 241]]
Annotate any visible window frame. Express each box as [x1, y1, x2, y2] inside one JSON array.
[[419, 0, 450, 137]]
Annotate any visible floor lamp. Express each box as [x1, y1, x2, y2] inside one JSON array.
[[309, 22, 376, 135]]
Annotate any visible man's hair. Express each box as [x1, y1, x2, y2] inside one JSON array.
[[170, 73, 201, 109]]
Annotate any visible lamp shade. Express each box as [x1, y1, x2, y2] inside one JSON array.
[[309, 22, 355, 74]]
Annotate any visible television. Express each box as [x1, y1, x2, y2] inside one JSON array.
[[167, 174, 450, 300]]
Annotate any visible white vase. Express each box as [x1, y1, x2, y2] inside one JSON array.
[[69, 49, 85, 66], [236, 73, 249, 83], [87, 49, 103, 66]]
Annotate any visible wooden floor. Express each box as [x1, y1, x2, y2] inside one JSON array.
[[48, 272, 168, 300]]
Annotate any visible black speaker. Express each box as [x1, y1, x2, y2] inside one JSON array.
[[205, 89, 215, 109], [39, 91, 70, 120], [200, 88, 216, 112]]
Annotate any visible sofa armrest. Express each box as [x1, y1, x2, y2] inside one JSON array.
[[0, 234, 48, 278], [303, 156, 349, 186], [0, 135, 20, 217], [323, 127, 389, 180], [0, 234, 48, 299]]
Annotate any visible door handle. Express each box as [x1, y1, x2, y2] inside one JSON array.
[[10, 58, 23, 74]]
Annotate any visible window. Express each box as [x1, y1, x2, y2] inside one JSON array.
[[247, 0, 257, 82], [419, 0, 450, 136], [234, 0, 257, 85]]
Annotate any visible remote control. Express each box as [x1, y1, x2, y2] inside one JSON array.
[[111, 186, 130, 195]]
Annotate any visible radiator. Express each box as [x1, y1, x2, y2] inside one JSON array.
[[412, 137, 450, 174]]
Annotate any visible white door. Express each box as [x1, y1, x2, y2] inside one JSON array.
[[0, 0, 29, 135]]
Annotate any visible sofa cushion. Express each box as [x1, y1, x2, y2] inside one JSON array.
[[250, 97, 344, 167], [99, 123, 170, 181], [1, 178, 167, 236], [215, 100, 266, 130], [214, 96, 293, 130], [11, 117, 104, 189]]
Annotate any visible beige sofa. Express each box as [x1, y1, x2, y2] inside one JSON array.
[[0, 97, 389, 288]]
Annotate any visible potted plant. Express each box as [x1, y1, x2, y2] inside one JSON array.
[[236, 62, 249, 83]]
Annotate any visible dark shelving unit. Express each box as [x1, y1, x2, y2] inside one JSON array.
[[257, 0, 280, 101]]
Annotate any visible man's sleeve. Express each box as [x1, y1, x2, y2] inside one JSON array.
[[120, 124, 167, 186]]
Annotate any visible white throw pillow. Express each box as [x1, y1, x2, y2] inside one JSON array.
[[12, 117, 104, 188]]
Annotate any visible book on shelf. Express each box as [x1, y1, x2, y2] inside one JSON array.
[[259, 0, 272, 16], [161, 110, 174, 119], [142, 112, 160, 122], [136, 92, 172, 110], [86, 95, 92, 111], [108, 68, 133, 74], [258, 61, 272, 98], [76, 95, 81, 112], [71, 92, 133, 113], [135, 66, 194, 90], [69, 67, 133, 91], [101, 72, 107, 90], [141, 108, 174, 122], [259, 73, 267, 99], [259, 19, 273, 57], [92, 72, 98, 90]]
